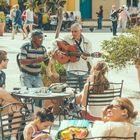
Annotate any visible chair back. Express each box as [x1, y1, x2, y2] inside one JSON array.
[[66, 70, 88, 92], [86, 80, 123, 107], [73, 132, 137, 140], [85, 80, 123, 117], [0, 102, 33, 140], [16, 53, 21, 71]]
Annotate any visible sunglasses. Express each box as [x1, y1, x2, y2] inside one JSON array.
[[106, 104, 123, 110]]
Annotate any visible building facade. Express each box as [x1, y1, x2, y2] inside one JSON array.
[[9, 0, 138, 20], [65, 0, 138, 20]]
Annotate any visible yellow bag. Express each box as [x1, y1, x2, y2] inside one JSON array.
[[60, 126, 88, 140]]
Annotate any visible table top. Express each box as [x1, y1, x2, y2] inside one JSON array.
[[12, 87, 74, 100]]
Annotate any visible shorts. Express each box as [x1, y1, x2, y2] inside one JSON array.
[[13, 23, 22, 30], [26, 20, 33, 25]]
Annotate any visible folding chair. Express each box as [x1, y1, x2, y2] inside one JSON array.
[[85, 80, 123, 117], [73, 132, 137, 140], [0, 102, 33, 140]]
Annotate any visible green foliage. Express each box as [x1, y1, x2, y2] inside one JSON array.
[[101, 26, 140, 70], [25, 0, 66, 13], [41, 61, 66, 76], [0, 0, 7, 8], [0, 11, 5, 22], [54, 62, 66, 75]]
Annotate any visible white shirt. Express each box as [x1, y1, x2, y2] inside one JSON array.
[[26, 9, 34, 22], [91, 121, 140, 139]]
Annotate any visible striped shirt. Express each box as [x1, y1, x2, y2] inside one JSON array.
[[20, 42, 48, 75]]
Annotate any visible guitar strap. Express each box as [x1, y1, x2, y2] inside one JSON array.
[[75, 37, 83, 53], [75, 37, 91, 72]]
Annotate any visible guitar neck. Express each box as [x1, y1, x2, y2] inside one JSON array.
[[66, 52, 101, 58]]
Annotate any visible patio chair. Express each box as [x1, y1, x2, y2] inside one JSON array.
[[72, 132, 137, 140], [85, 80, 123, 117], [66, 70, 88, 92], [59, 70, 88, 121], [0, 102, 33, 140]]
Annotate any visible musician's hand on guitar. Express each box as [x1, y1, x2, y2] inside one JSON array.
[[81, 54, 87, 60]]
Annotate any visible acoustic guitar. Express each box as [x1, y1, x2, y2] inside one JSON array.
[[53, 41, 101, 64]]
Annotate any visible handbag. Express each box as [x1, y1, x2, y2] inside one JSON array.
[[48, 83, 68, 93], [58, 126, 88, 140]]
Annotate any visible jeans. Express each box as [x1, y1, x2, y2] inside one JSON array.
[[66, 71, 88, 91], [97, 17, 103, 29], [112, 21, 117, 35], [21, 72, 43, 107]]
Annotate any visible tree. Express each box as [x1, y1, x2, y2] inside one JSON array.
[[25, 0, 67, 38]]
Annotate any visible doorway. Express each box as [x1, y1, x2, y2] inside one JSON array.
[[80, 0, 92, 20]]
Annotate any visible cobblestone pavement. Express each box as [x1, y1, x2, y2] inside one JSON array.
[[0, 31, 140, 124]]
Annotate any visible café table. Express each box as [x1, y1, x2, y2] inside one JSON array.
[[12, 87, 74, 121]]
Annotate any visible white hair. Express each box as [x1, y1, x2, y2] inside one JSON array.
[[71, 23, 82, 30]]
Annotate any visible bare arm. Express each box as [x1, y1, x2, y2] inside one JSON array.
[[0, 88, 20, 104], [19, 57, 45, 65]]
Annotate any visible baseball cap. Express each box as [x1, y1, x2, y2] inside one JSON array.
[[31, 30, 43, 37]]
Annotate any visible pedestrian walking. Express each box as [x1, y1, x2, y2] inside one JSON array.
[[117, 5, 131, 32], [11, 4, 26, 40], [23, 5, 34, 38]]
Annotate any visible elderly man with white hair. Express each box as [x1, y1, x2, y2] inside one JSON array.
[[53, 23, 94, 91]]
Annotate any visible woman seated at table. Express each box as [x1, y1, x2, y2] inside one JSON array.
[[23, 106, 54, 140], [0, 88, 21, 106], [75, 61, 110, 116], [91, 97, 140, 139], [0, 88, 22, 140]]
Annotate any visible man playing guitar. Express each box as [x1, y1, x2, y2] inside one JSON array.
[[53, 23, 94, 91]]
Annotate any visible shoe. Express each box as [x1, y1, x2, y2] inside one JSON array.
[[23, 36, 26, 40], [113, 34, 118, 36]]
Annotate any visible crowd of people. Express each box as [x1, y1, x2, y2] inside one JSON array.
[[0, 15, 140, 140], [2, 2, 140, 40]]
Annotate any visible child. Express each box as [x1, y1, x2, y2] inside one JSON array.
[[23, 106, 54, 140]]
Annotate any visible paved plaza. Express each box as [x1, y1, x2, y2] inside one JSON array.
[[0, 30, 140, 123]]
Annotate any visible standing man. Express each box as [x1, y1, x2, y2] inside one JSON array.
[[54, 23, 94, 91], [19, 30, 49, 106], [0, 50, 9, 88], [96, 5, 103, 29], [110, 5, 119, 36]]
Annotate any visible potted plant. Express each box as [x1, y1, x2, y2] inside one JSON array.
[[0, 11, 6, 36], [101, 26, 140, 84]]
